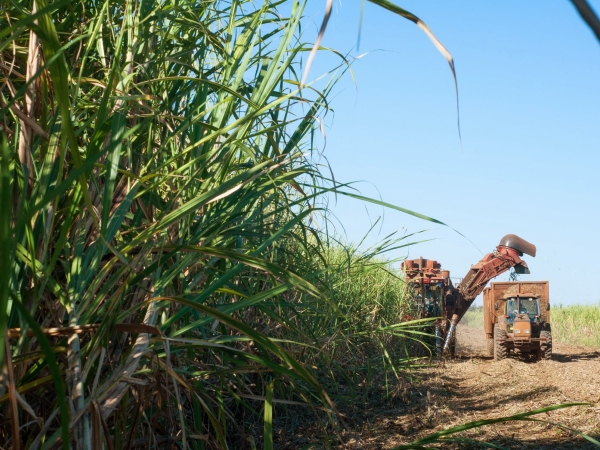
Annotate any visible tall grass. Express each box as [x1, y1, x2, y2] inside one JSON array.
[[322, 239, 410, 333], [0, 0, 430, 446], [552, 303, 600, 349], [3, 0, 597, 447], [307, 238, 417, 394], [461, 305, 484, 329]]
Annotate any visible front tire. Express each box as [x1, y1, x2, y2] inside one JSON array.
[[540, 330, 552, 360], [486, 337, 494, 357], [494, 328, 508, 360]]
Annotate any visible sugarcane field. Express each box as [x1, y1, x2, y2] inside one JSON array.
[[1, 0, 599, 449]]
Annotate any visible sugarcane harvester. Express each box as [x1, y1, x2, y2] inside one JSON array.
[[401, 234, 536, 355]]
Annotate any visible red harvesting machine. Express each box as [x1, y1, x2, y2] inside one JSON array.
[[401, 234, 536, 355]]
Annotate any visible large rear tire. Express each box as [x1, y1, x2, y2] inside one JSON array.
[[540, 330, 552, 360], [494, 328, 508, 360]]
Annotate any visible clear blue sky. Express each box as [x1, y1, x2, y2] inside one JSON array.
[[303, 1, 600, 305]]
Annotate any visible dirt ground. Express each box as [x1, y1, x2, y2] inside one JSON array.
[[334, 326, 600, 449]]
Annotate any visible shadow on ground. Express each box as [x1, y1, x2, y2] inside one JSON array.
[[552, 351, 600, 363]]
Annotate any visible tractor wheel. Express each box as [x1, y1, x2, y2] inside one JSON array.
[[494, 328, 508, 361], [540, 330, 552, 360], [486, 337, 494, 357]]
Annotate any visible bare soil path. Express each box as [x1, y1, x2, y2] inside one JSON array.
[[337, 326, 600, 449]]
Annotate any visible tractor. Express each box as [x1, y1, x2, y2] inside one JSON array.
[[484, 281, 551, 361]]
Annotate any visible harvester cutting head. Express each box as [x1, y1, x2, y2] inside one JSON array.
[[498, 234, 536, 274]]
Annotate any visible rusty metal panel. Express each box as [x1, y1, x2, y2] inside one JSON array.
[[488, 281, 550, 323], [483, 288, 493, 336], [513, 316, 532, 340], [402, 258, 443, 279], [488, 281, 548, 300], [489, 282, 516, 300]]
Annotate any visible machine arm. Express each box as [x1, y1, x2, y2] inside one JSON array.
[[451, 234, 536, 320]]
